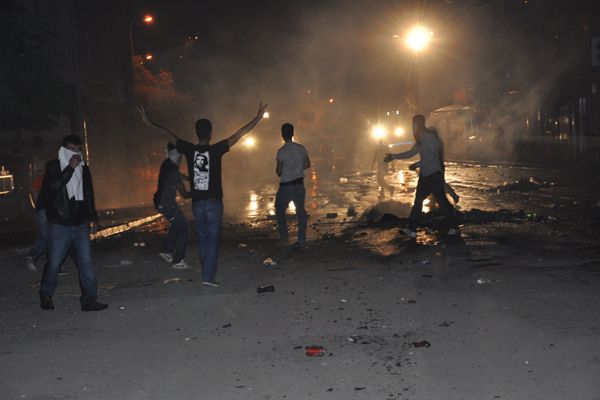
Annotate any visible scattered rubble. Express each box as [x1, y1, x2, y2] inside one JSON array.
[[163, 277, 184, 285], [256, 285, 275, 293], [263, 258, 277, 267], [412, 340, 431, 348]]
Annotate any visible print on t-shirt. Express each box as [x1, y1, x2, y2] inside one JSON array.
[[193, 150, 210, 191]]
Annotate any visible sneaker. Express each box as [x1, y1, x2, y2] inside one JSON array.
[[159, 252, 173, 263], [292, 241, 306, 249], [202, 281, 220, 287], [40, 296, 54, 310], [25, 256, 37, 273], [81, 301, 109, 312], [448, 228, 459, 236], [400, 228, 417, 239], [172, 260, 192, 270]]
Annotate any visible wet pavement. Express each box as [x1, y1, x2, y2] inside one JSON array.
[[221, 160, 600, 255]]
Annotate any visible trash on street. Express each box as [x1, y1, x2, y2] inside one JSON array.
[[256, 285, 275, 293]]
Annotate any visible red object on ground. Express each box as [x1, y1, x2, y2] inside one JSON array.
[[305, 346, 325, 356]]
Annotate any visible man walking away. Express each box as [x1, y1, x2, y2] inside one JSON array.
[[138, 103, 268, 287], [275, 123, 310, 248], [384, 115, 459, 238], [408, 127, 459, 205], [39, 135, 107, 311], [154, 143, 191, 269]]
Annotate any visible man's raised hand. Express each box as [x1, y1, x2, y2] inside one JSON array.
[[136, 105, 179, 139], [136, 105, 151, 126], [257, 102, 268, 119]]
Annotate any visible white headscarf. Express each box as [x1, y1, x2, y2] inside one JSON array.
[[58, 146, 84, 200]]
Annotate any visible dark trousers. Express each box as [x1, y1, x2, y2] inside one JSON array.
[[40, 223, 98, 306], [29, 209, 48, 260], [275, 184, 308, 244], [409, 172, 458, 231], [159, 205, 189, 264]]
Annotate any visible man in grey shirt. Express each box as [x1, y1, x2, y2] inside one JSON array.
[[385, 114, 459, 238], [275, 123, 310, 247]]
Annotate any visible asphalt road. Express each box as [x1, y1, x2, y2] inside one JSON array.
[[1, 161, 599, 400]]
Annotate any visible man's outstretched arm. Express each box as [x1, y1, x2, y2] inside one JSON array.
[[227, 102, 268, 148], [137, 106, 180, 140], [384, 144, 419, 163]]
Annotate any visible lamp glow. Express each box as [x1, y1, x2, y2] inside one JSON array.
[[405, 25, 432, 53], [371, 125, 388, 140]]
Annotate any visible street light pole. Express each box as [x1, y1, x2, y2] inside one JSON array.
[[398, 25, 433, 113], [414, 54, 420, 112]]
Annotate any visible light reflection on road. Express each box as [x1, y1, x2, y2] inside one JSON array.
[[225, 159, 584, 225]]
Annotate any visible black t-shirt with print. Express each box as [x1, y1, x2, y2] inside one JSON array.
[[176, 138, 230, 200]]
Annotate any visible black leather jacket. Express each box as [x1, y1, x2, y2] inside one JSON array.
[[42, 159, 98, 226]]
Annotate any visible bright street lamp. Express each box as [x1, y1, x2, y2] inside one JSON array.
[[404, 25, 432, 53], [143, 15, 154, 24]]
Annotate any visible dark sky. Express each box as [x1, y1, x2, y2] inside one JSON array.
[[130, 0, 479, 115], [128, 0, 599, 125]]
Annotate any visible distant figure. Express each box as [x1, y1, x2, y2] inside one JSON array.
[[39, 134, 107, 311], [385, 115, 459, 238], [275, 123, 310, 248], [154, 142, 191, 269], [138, 103, 268, 287], [25, 174, 74, 276], [25, 136, 72, 274], [11, 141, 28, 194], [372, 139, 395, 197], [31, 136, 47, 180]]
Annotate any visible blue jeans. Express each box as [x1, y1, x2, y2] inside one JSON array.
[[275, 184, 307, 244], [159, 205, 189, 264], [40, 223, 98, 305], [192, 200, 223, 282], [29, 209, 48, 260]]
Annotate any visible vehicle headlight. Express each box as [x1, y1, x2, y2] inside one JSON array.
[[394, 127, 405, 137], [371, 125, 388, 140]]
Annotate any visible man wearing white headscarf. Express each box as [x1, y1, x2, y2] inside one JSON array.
[[39, 134, 108, 312]]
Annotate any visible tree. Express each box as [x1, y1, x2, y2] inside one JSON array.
[[132, 55, 193, 134]]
